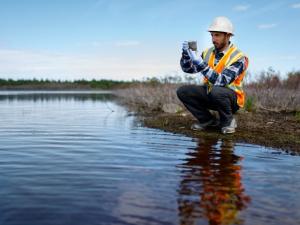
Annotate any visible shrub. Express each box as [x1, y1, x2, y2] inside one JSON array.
[[244, 96, 256, 112]]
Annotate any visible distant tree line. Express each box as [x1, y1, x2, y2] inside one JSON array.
[[0, 78, 134, 90], [1, 70, 299, 90]]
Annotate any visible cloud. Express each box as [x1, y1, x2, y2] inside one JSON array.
[[0, 48, 177, 80], [233, 4, 250, 11], [75, 40, 141, 48], [291, 3, 300, 8], [278, 55, 297, 61], [255, 55, 297, 62], [114, 41, 141, 47], [238, 2, 286, 19], [257, 23, 277, 29]]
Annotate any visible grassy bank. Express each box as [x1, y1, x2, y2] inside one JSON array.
[[116, 70, 300, 153]]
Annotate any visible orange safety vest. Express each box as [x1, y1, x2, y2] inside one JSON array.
[[202, 45, 249, 108]]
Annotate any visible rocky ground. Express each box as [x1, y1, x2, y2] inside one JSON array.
[[137, 110, 300, 154]]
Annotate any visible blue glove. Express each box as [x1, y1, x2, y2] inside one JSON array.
[[187, 49, 203, 65], [182, 41, 203, 65], [182, 41, 189, 51]]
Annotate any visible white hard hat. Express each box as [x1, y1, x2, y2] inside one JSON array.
[[208, 16, 234, 35]]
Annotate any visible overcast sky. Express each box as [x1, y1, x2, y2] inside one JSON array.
[[0, 0, 299, 80]]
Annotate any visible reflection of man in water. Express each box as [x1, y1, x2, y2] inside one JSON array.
[[177, 138, 250, 225]]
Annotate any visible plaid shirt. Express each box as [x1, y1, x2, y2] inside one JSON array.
[[180, 43, 247, 86]]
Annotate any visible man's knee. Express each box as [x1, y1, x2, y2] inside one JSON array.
[[209, 86, 227, 100], [209, 87, 238, 110], [176, 85, 193, 100]]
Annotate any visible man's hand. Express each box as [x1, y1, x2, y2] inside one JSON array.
[[187, 49, 203, 65], [182, 41, 203, 65], [182, 41, 189, 51]]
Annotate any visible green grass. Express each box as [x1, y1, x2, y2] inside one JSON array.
[[295, 111, 300, 122], [244, 96, 256, 112]]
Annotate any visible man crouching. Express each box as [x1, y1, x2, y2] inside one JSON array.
[[177, 16, 249, 134]]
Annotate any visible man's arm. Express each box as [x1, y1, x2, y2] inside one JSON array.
[[198, 57, 248, 86], [180, 41, 248, 84], [180, 50, 202, 74], [184, 55, 248, 86]]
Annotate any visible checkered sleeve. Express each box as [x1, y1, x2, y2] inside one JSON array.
[[180, 50, 207, 74], [199, 56, 247, 86]]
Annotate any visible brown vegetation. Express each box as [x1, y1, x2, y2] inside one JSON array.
[[116, 70, 300, 152], [245, 69, 300, 112], [115, 83, 180, 112], [116, 70, 300, 113]]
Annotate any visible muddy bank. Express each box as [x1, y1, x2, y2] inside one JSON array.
[[138, 110, 300, 153]]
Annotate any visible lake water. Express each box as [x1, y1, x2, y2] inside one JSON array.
[[0, 91, 299, 225]]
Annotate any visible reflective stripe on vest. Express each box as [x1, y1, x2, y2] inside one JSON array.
[[202, 45, 248, 108]]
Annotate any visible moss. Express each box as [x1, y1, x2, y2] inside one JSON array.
[[295, 111, 300, 122], [141, 112, 300, 154]]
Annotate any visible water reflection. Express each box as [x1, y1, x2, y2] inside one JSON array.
[[177, 138, 251, 225]]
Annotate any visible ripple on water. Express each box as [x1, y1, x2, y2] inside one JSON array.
[[0, 92, 300, 225]]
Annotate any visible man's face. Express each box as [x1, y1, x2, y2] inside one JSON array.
[[210, 32, 230, 50]]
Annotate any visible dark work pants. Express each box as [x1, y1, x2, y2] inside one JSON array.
[[176, 85, 239, 127]]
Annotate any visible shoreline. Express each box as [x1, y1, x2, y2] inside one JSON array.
[[137, 110, 300, 153], [1, 89, 299, 153]]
